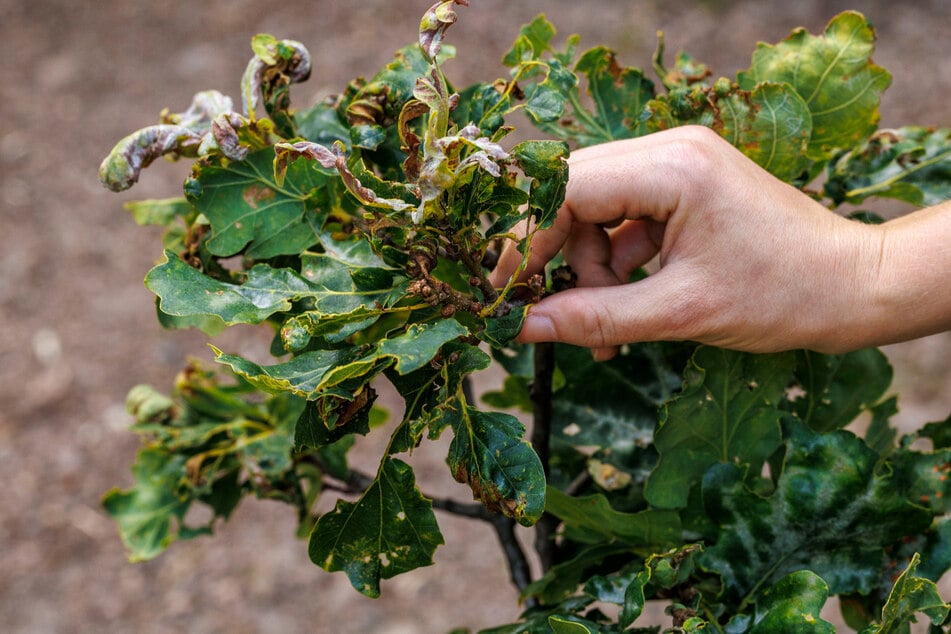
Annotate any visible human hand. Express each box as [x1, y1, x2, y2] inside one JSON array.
[[490, 126, 883, 358]]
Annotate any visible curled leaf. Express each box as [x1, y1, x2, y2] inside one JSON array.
[[208, 112, 251, 161], [241, 36, 312, 119], [273, 141, 413, 212], [160, 90, 234, 131], [419, 0, 468, 60], [99, 125, 202, 192]]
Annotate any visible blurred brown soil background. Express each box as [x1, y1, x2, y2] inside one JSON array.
[[2, 0, 950, 632]]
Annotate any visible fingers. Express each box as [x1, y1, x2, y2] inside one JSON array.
[[491, 127, 718, 287], [515, 271, 689, 349]]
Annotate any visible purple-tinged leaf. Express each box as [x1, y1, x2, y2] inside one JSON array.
[[419, 0, 468, 60], [99, 125, 202, 192]]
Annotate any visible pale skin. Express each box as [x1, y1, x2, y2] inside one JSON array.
[[490, 125, 951, 360]]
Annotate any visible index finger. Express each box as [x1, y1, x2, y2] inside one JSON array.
[[491, 126, 705, 286]]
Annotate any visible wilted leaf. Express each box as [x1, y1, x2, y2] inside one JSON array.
[[309, 457, 443, 597], [862, 553, 951, 633], [737, 11, 891, 159], [146, 250, 405, 327], [716, 82, 812, 181], [574, 46, 654, 140], [824, 127, 951, 207], [102, 448, 191, 562], [510, 140, 568, 231]]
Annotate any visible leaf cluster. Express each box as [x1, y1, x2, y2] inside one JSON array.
[[99, 4, 951, 631]]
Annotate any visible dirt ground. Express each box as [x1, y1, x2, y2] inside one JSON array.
[[2, 1, 950, 632]]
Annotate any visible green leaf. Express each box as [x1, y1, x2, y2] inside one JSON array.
[[544, 487, 680, 546], [824, 127, 951, 207], [552, 342, 687, 451], [700, 420, 933, 606], [547, 616, 593, 634], [375, 319, 469, 375], [785, 348, 893, 433], [446, 406, 546, 526], [308, 457, 443, 597], [102, 448, 190, 562], [716, 82, 812, 181], [146, 249, 405, 327], [645, 347, 796, 509], [215, 319, 467, 398], [386, 343, 491, 454], [502, 15, 556, 65], [481, 305, 528, 348], [737, 11, 892, 159], [865, 396, 899, 456], [750, 571, 835, 633], [189, 147, 327, 258], [510, 140, 569, 231], [123, 197, 195, 227], [293, 389, 374, 450], [574, 46, 655, 140], [522, 543, 631, 605], [890, 445, 951, 514], [864, 553, 951, 633]]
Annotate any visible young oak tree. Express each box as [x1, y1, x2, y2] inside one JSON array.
[[100, 2, 951, 631]]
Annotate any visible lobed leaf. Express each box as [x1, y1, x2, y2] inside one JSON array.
[[187, 147, 328, 258], [146, 249, 405, 328], [737, 11, 891, 159], [102, 448, 191, 562], [750, 571, 836, 633], [861, 554, 951, 633], [308, 457, 443, 597], [785, 348, 893, 433], [700, 420, 933, 607], [645, 347, 796, 509], [215, 319, 468, 399]]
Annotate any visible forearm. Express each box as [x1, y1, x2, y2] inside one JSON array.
[[857, 201, 951, 349]]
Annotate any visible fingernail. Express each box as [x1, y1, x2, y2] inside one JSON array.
[[516, 311, 555, 343]]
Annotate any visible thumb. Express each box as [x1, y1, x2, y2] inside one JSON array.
[[515, 273, 689, 348]]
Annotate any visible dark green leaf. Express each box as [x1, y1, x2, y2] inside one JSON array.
[[544, 487, 680, 546], [190, 147, 326, 258], [309, 457, 443, 597], [446, 406, 546, 525], [700, 420, 933, 606], [481, 305, 528, 347], [552, 342, 687, 451], [865, 396, 899, 456], [645, 347, 796, 509], [785, 348, 893, 433], [511, 140, 569, 231]]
